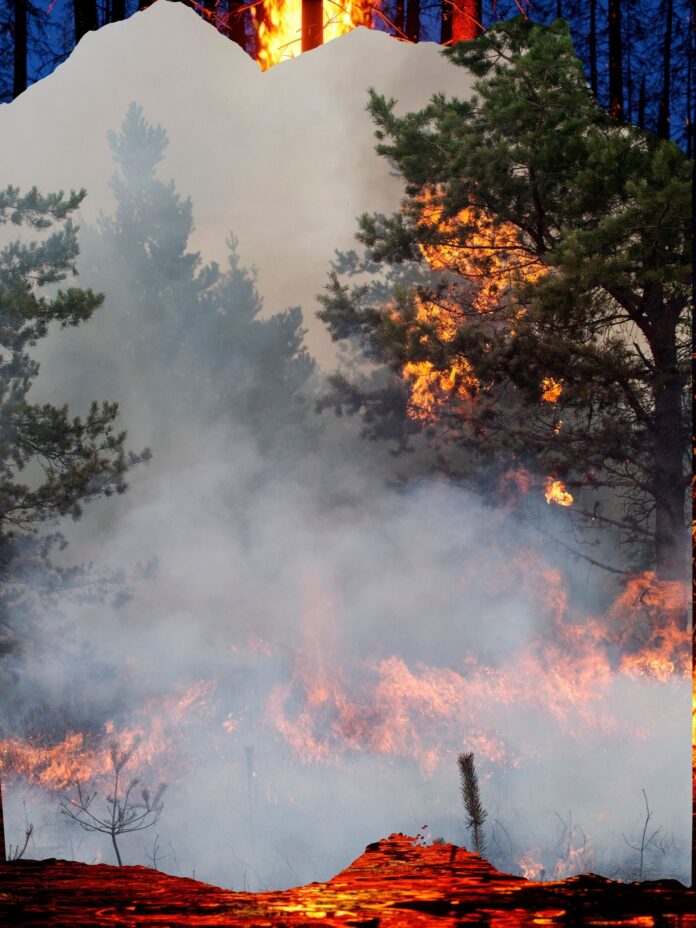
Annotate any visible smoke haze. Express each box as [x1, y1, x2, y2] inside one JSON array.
[[0, 0, 690, 890]]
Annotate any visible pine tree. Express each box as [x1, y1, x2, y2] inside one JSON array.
[[458, 752, 487, 855], [81, 104, 315, 449], [0, 181, 149, 676], [317, 18, 691, 580]]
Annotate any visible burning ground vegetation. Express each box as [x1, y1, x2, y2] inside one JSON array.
[[0, 832, 694, 926], [0, 553, 690, 890]]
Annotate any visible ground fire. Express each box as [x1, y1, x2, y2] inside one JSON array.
[[0, 832, 693, 925]]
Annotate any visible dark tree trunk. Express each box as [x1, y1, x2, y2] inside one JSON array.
[[226, 0, 248, 49], [302, 0, 323, 51], [556, 0, 562, 18], [13, 0, 27, 99], [111, 0, 126, 20], [451, 0, 482, 42], [394, 0, 405, 36], [657, 0, 673, 139], [406, 0, 420, 42], [589, 0, 597, 96], [74, 0, 98, 43], [648, 314, 688, 581], [638, 74, 646, 129], [441, 0, 452, 43], [0, 778, 6, 862], [608, 0, 623, 119]]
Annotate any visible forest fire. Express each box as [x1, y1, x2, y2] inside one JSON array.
[[253, 0, 375, 69], [1, 550, 688, 884]]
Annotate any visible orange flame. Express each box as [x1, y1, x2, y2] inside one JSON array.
[[394, 194, 547, 424], [545, 478, 573, 507], [541, 377, 563, 403], [253, 1, 374, 70]]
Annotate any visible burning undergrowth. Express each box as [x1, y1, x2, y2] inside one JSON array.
[[0, 431, 690, 887]]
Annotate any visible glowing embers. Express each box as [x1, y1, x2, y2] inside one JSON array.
[[253, 0, 373, 70]]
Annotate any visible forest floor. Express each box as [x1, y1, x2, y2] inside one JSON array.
[[0, 832, 694, 926]]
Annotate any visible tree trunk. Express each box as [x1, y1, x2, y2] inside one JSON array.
[[657, 0, 673, 139], [649, 317, 687, 581], [441, 0, 452, 43], [451, 0, 481, 43], [0, 778, 6, 862], [589, 0, 597, 97], [638, 74, 646, 129], [406, 0, 420, 43], [111, 0, 126, 20], [111, 829, 123, 866], [226, 1, 248, 49], [13, 0, 27, 99], [395, 0, 405, 37], [74, 0, 98, 43], [302, 0, 323, 51], [608, 0, 624, 119]]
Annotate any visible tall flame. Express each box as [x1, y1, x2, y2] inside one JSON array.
[[253, 1, 374, 70]]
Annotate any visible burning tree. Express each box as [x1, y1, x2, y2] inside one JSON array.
[[60, 738, 166, 867], [317, 17, 691, 581]]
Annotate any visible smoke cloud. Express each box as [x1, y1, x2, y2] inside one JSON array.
[[0, 3, 690, 890]]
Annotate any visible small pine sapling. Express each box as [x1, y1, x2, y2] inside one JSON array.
[[458, 752, 488, 856]]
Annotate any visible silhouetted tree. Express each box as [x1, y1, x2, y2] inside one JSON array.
[[73, 0, 98, 43], [60, 738, 165, 866], [80, 103, 315, 449], [12, 0, 27, 98]]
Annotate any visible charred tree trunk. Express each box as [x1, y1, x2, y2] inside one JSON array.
[[441, 0, 452, 43], [302, 0, 323, 51], [406, 0, 420, 43], [657, 0, 673, 139], [74, 0, 98, 43], [111, 0, 126, 20], [451, 0, 482, 43], [638, 74, 646, 128], [648, 314, 688, 581], [608, 0, 624, 119], [589, 0, 598, 97], [394, 0, 405, 36], [13, 0, 27, 99], [226, 1, 248, 49], [0, 778, 6, 862]]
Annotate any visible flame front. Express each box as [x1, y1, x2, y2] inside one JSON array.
[[0, 564, 688, 881], [253, 0, 374, 70]]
